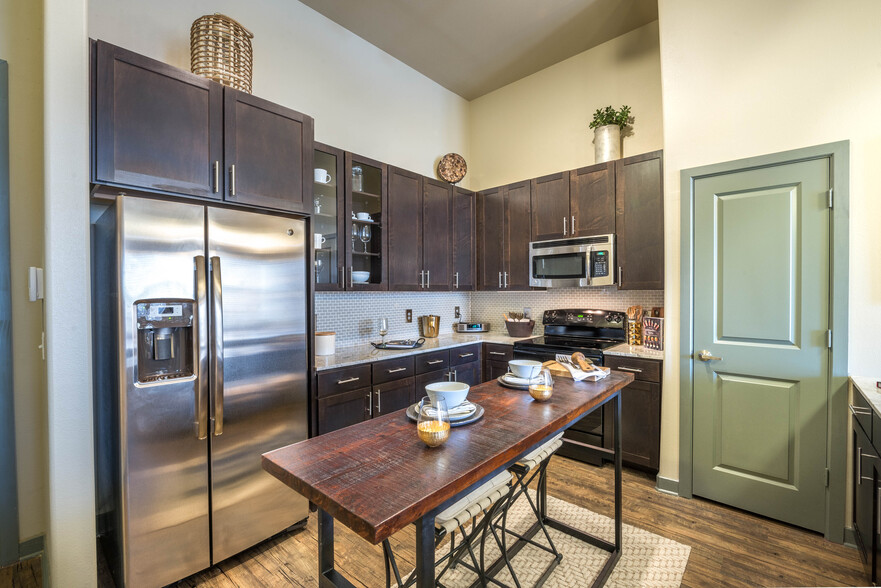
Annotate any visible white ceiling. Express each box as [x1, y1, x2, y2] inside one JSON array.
[[298, 0, 659, 100]]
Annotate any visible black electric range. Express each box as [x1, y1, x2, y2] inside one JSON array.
[[512, 308, 627, 466]]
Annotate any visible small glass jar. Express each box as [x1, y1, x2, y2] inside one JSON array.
[[528, 368, 554, 402], [351, 166, 364, 192], [417, 396, 450, 447]]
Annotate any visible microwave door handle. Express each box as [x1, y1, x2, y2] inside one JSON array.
[[194, 256, 209, 440], [210, 256, 224, 436]]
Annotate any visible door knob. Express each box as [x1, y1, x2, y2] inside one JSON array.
[[698, 350, 722, 361]]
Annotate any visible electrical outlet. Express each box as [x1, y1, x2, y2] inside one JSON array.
[[454, 306, 460, 319], [406, 309, 412, 323]]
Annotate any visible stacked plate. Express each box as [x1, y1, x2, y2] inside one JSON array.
[[497, 373, 534, 390], [406, 400, 485, 427]]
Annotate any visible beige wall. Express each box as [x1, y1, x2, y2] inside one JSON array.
[[468, 21, 663, 191], [0, 0, 46, 542], [88, 0, 471, 185], [656, 0, 881, 480]]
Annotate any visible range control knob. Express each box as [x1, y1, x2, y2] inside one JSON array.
[[606, 313, 624, 323]]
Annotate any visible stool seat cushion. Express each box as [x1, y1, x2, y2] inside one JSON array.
[[435, 470, 512, 534], [517, 433, 564, 471]]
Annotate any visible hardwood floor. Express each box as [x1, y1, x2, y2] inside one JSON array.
[[0, 556, 41, 588], [92, 456, 867, 587]]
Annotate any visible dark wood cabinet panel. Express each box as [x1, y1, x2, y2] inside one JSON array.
[[415, 350, 450, 375], [317, 387, 371, 435], [415, 370, 450, 395], [449, 344, 480, 366], [372, 356, 415, 385], [373, 377, 415, 417], [604, 380, 660, 471], [316, 364, 372, 398], [483, 343, 514, 363], [453, 362, 480, 387], [94, 40, 223, 199], [530, 172, 570, 241], [387, 166, 423, 290], [483, 360, 509, 383], [604, 356, 661, 383], [505, 180, 532, 290], [571, 161, 615, 236], [422, 178, 452, 291], [224, 88, 313, 213], [451, 187, 476, 291], [313, 142, 346, 291], [853, 423, 876, 579], [344, 153, 388, 290], [616, 150, 664, 290], [478, 188, 505, 290]]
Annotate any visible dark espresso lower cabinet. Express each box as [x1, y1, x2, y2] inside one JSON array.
[[317, 387, 370, 435], [852, 395, 881, 585], [373, 377, 415, 417], [603, 356, 662, 471]]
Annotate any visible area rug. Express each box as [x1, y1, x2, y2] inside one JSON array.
[[399, 490, 690, 588]]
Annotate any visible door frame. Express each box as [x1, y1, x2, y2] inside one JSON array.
[[678, 141, 850, 542]]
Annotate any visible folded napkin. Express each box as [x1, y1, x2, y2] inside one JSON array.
[[501, 373, 534, 386], [423, 401, 476, 418], [558, 359, 609, 382]]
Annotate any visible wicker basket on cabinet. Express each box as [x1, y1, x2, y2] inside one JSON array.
[[190, 13, 254, 93]]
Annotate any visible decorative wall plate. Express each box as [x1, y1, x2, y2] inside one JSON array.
[[437, 153, 467, 184]]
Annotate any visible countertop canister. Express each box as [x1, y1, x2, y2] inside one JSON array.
[[315, 332, 336, 356]]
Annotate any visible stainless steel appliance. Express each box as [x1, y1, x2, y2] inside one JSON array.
[[528, 234, 615, 288], [454, 322, 490, 333], [93, 196, 309, 588], [513, 308, 626, 465]]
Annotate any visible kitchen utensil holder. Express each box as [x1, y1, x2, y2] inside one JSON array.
[[627, 319, 642, 346], [190, 13, 254, 93], [505, 320, 535, 337]]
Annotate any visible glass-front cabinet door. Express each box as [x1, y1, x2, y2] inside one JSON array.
[[313, 143, 344, 290], [344, 152, 387, 290]]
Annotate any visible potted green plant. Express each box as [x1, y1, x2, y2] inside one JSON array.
[[589, 105, 632, 163]]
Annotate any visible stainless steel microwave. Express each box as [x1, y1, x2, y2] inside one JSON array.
[[528, 234, 616, 288]]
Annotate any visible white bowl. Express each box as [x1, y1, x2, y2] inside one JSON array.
[[425, 381, 470, 409], [508, 359, 542, 379], [351, 271, 370, 283]]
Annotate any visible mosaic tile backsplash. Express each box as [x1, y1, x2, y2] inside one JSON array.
[[317, 288, 663, 346]]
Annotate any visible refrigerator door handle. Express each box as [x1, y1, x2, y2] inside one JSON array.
[[194, 256, 209, 440], [210, 255, 225, 436]]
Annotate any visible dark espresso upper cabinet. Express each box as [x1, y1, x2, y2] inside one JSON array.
[[451, 187, 475, 291], [93, 40, 313, 214], [477, 181, 532, 291], [571, 161, 615, 236], [530, 172, 570, 241], [387, 166, 423, 291], [616, 150, 664, 290], [477, 187, 505, 291], [505, 180, 532, 290], [224, 89, 313, 213], [94, 40, 223, 199], [422, 178, 452, 291]]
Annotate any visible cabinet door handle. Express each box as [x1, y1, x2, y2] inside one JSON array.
[[489, 351, 506, 356], [503, 271, 508, 288], [426, 359, 444, 365], [563, 216, 567, 236], [366, 393, 372, 417], [877, 484, 880, 532], [452, 369, 458, 382], [858, 446, 862, 484], [572, 215, 576, 235], [338, 265, 344, 287], [349, 266, 353, 288], [498, 271, 502, 289], [851, 405, 873, 416], [426, 270, 430, 289], [213, 161, 219, 193], [229, 164, 236, 197], [618, 266, 623, 285], [458, 352, 474, 358], [617, 366, 643, 373], [336, 376, 360, 385], [455, 272, 459, 289], [386, 367, 407, 374], [375, 389, 381, 414]]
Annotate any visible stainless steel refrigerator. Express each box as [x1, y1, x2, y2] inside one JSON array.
[[93, 196, 309, 587]]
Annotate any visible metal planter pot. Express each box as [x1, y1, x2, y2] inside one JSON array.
[[594, 124, 621, 163]]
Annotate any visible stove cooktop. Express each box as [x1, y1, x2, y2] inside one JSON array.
[[520, 336, 622, 351]]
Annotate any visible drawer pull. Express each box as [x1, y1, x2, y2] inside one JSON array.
[[387, 367, 407, 374], [850, 405, 873, 416], [489, 351, 506, 356], [336, 376, 360, 385], [617, 366, 643, 373], [375, 389, 381, 413], [858, 445, 862, 483], [426, 359, 445, 365], [458, 353, 474, 358]]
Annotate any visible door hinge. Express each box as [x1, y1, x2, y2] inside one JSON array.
[[827, 188, 833, 209], [826, 329, 832, 349], [825, 468, 830, 487]]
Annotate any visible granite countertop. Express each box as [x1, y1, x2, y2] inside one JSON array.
[[853, 376, 881, 414], [604, 343, 665, 361], [314, 332, 536, 371]]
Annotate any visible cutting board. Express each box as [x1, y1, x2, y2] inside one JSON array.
[[541, 360, 611, 380]]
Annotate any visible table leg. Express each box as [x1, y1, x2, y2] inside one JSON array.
[[614, 391, 622, 552], [415, 513, 436, 588]]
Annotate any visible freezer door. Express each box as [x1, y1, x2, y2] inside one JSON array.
[[207, 207, 309, 562], [116, 197, 210, 587]]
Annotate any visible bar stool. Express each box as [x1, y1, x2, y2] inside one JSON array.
[[382, 470, 514, 588], [490, 433, 565, 588]]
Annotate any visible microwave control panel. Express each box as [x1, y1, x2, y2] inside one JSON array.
[[590, 250, 610, 277]]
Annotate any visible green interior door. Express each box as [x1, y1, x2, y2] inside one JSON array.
[[693, 157, 830, 532]]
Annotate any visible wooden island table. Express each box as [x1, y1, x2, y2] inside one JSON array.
[[263, 372, 634, 588]]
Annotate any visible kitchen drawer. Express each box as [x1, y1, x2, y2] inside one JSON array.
[[483, 343, 513, 363], [852, 384, 874, 442], [373, 356, 416, 385], [450, 344, 481, 366], [604, 356, 661, 383], [415, 369, 450, 396], [317, 364, 372, 398], [415, 350, 450, 374]]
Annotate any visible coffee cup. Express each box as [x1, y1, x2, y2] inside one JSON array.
[[314, 168, 331, 184], [356, 212, 372, 221], [314, 233, 326, 250], [509, 359, 542, 379]]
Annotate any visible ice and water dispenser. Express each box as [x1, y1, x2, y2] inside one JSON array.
[[135, 300, 195, 383]]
